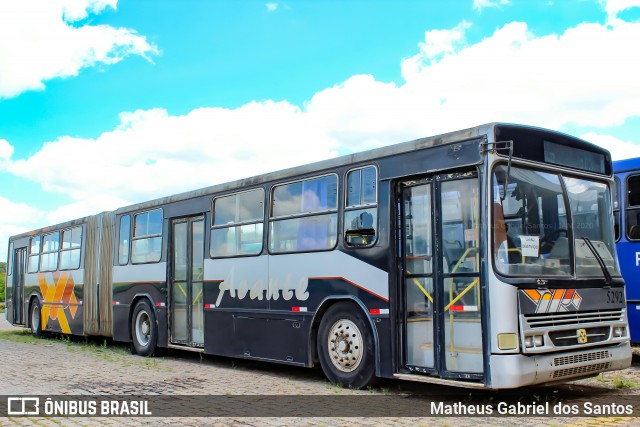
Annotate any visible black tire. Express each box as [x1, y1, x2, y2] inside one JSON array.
[[131, 299, 158, 357], [30, 299, 43, 338], [317, 302, 376, 389]]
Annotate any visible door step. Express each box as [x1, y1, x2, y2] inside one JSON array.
[[167, 343, 205, 353], [393, 373, 487, 389]]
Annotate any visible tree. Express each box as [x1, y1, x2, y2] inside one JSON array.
[[0, 262, 6, 302]]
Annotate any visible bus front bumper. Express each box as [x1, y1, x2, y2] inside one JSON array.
[[489, 342, 632, 389]]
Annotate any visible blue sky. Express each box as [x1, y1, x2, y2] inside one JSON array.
[[1, 0, 640, 260]]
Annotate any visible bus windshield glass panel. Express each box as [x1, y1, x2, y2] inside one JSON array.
[[493, 166, 570, 276], [493, 165, 620, 279], [564, 177, 620, 277]]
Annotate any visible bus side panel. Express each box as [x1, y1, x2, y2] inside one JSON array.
[[618, 241, 640, 342], [25, 269, 85, 335], [202, 308, 310, 364], [111, 263, 168, 345]]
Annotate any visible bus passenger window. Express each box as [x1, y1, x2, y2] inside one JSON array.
[[627, 175, 640, 241], [211, 189, 264, 257], [60, 226, 82, 270], [28, 237, 41, 273], [118, 215, 131, 265], [131, 209, 163, 263], [40, 232, 60, 272], [269, 175, 338, 253], [345, 166, 377, 247]]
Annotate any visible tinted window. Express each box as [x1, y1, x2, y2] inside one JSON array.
[[28, 237, 41, 273], [211, 189, 264, 257], [60, 226, 82, 270], [132, 209, 163, 263], [119, 215, 131, 265], [270, 175, 338, 253], [272, 175, 337, 217], [41, 232, 60, 272], [345, 166, 378, 247], [627, 174, 640, 240]]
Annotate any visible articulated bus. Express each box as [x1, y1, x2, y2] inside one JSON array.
[[5, 123, 632, 389], [613, 157, 640, 343]]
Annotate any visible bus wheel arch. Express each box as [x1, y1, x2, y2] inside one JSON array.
[[130, 297, 158, 357], [315, 299, 377, 389]]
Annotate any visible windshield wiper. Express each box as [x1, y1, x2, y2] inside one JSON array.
[[581, 237, 612, 284]]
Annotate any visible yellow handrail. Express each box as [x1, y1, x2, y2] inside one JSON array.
[[444, 277, 480, 311], [406, 269, 433, 303]]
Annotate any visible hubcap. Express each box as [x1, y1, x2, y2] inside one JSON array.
[[135, 311, 151, 346], [327, 319, 363, 373]]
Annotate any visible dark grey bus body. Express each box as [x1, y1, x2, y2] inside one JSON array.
[[5, 123, 631, 389]]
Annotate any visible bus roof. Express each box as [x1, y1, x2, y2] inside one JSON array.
[[613, 157, 640, 173], [8, 122, 608, 240]]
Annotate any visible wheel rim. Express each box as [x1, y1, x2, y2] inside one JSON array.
[[135, 310, 151, 346], [31, 305, 40, 333], [327, 319, 363, 373]]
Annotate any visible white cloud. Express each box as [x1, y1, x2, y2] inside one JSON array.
[[6, 102, 339, 218], [0, 196, 45, 260], [266, 3, 278, 12], [0, 139, 13, 160], [603, 0, 640, 21], [473, 0, 511, 12], [62, 0, 118, 21], [581, 132, 640, 160], [3, 2, 640, 259], [0, 0, 157, 99]]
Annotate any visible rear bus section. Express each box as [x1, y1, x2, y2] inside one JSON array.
[[613, 157, 640, 343]]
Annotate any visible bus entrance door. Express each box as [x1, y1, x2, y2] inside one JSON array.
[[12, 248, 27, 325], [400, 174, 483, 378], [169, 216, 205, 347]]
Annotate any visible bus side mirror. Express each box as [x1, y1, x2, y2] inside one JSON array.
[[345, 228, 376, 247]]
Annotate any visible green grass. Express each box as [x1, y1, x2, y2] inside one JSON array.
[[0, 329, 42, 344], [612, 376, 637, 389], [0, 329, 162, 370]]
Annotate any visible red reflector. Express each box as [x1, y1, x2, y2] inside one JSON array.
[[450, 305, 464, 312], [292, 307, 300, 312], [112, 301, 117, 305], [155, 302, 162, 307], [369, 308, 381, 315]]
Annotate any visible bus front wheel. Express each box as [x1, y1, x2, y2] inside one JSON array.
[[317, 302, 376, 389], [131, 299, 158, 357]]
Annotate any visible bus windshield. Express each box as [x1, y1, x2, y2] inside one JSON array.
[[493, 165, 620, 279]]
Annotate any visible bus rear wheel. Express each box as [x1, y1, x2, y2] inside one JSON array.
[[131, 299, 158, 357], [30, 299, 43, 338], [317, 302, 376, 389]]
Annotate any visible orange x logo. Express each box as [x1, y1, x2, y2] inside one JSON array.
[[38, 272, 78, 334]]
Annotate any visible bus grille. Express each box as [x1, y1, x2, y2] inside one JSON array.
[[553, 350, 611, 366], [524, 309, 624, 329], [549, 326, 610, 347], [552, 362, 611, 379]]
